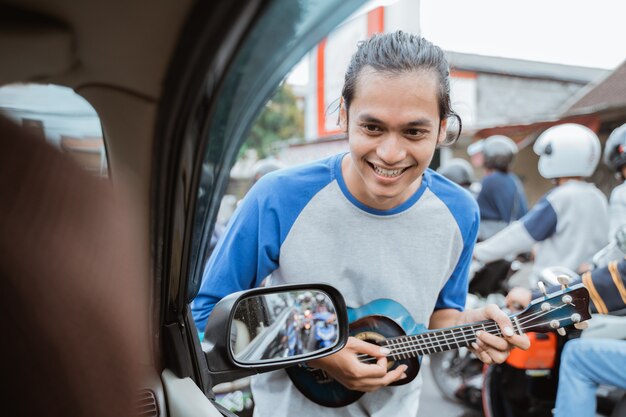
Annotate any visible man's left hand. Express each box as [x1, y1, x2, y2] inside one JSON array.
[[463, 304, 530, 364]]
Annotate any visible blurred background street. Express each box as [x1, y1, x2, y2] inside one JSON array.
[[418, 357, 482, 417]]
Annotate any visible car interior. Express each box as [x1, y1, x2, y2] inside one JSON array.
[[1, 0, 363, 416]]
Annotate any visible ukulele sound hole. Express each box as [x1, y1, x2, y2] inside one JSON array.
[[354, 331, 395, 370]]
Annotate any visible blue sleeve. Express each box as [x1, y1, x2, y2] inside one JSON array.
[[191, 157, 336, 331], [431, 172, 481, 311], [191, 177, 282, 331], [521, 195, 557, 242]]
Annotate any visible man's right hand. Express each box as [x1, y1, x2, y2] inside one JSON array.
[[306, 337, 407, 392], [506, 287, 532, 311]]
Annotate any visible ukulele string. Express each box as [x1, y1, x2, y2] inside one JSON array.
[[355, 305, 570, 363], [376, 306, 550, 351], [382, 303, 567, 348]]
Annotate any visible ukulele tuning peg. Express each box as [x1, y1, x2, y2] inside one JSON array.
[[574, 322, 589, 330], [557, 275, 572, 289], [557, 328, 566, 336], [537, 281, 548, 297]]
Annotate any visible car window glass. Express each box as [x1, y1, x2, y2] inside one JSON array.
[[188, 0, 363, 301], [0, 84, 107, 177]]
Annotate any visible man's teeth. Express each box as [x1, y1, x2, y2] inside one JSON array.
[[373, 165, 405, 177]]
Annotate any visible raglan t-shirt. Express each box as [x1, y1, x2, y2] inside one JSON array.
[[192, 153, 479, 417]]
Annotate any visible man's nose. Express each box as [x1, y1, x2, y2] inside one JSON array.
[[377, 134, 406, 164]]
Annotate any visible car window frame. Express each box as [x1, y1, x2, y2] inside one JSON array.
[[152, 0, 363, 389]]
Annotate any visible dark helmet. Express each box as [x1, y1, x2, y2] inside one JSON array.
[[603, 123, 626, 175], [252, 158, 285, 182], [437, 158, 475, 187], [482, 135, 518, 171]]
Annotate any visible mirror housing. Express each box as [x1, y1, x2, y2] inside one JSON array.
[[202, 283, 348, 382]]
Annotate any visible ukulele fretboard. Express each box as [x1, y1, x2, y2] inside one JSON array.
[[375, 318, 520, 361]]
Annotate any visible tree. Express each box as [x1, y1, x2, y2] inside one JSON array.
[[242, 83, 304, 159]]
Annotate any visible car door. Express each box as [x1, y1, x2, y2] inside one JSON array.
[[152, 0, 363, 415]]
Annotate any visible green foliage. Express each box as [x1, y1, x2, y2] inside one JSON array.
[[242, 83, 304, 159]]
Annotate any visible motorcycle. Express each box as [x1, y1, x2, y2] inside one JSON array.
[[431, 257, 626, 415], [481, 268, 626, 417]]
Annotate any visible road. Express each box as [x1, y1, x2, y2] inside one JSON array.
[[417, 357, 482, 417]]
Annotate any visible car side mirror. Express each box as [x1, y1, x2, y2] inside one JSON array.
[[202, 283, 348, 383]]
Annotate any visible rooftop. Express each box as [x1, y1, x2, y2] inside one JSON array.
[[446, 51, 610, 84]]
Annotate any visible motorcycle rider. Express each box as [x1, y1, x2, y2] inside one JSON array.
[[436, 158, 479, 197], [476, 135, 528, 240], [467, 138, 484, 169], [604, 123, 626, 240], [473, 123, 609, 282]]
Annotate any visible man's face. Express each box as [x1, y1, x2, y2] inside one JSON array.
[[340, 68, 446, 211]]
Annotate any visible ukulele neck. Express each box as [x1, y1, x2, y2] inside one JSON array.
[[380, 316, 520, 359]]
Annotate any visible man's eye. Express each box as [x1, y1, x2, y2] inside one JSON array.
[[405, 129, 428, 138], [362, 124, 382, 133]]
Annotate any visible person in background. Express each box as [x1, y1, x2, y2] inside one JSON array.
[[476, 135, 528, 241], [437, 158, 479, 197], [473, 123, 609, 282], [251, 157, 286, 184], [192, 31, 529, 417], [467, 138, 485, 169], [603, 123, 626, 240], [553, 338, 626, 417], [583, 123, 626, 268], [211, 158, 286, 253]]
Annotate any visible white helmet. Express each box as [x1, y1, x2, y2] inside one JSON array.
[[533, 123, 600, 179], [467, 139, 484, 156]]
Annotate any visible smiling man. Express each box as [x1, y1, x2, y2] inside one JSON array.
[[192, 31, 528, 417]]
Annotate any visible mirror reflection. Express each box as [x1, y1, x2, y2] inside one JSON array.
[[231, 290, 338, 363]]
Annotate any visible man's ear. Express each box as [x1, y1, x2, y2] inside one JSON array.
[[339, 98, 348, 132], [437, 118, 448, 144]]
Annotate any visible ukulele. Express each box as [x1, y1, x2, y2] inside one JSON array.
[[286, 283, 591, 407]]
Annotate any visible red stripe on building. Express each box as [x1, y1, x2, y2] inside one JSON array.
[[367, 7, 385, 36], [316, 38, 327, 137], [451, 70, 477, 79]]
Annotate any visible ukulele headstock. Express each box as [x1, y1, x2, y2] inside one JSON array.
[[515, 283, 591, 335]]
